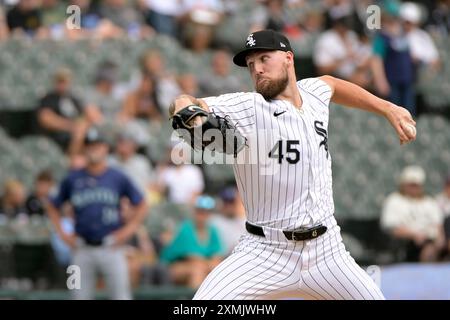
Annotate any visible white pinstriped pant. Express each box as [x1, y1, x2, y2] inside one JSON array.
[[193, 218, 385, 300]]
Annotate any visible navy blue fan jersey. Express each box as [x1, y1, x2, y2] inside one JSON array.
[[51, 167, 143, 241]]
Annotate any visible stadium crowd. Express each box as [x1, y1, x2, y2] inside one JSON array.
[[0, 0, 449, 297]]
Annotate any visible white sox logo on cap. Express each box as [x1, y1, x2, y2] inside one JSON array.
[[246, 34, 256, 47]]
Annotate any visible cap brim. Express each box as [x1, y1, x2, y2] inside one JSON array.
[[233, 47, 280, 67], [85, 139, 107, 145]]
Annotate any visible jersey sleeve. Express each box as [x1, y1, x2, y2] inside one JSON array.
[[372, 34, 387, 59], [201, 92, 256, 135], [50, 175, 72, 209], [299, 77, 333, 107]]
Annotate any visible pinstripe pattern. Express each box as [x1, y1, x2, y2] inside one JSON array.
[[196, 78, 385, 300]]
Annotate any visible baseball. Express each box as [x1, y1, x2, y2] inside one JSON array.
[[404, 123, 416, 138]]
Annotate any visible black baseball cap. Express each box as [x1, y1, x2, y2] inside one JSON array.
[[84, 127, 107, 145], [233, 30, 293, 67]]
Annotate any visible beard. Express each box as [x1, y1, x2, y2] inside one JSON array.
[[86, 152, 107, 165], [255, 68, 289, 100]]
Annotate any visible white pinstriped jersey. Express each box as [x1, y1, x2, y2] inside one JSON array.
[[203, 77, 334, 230]]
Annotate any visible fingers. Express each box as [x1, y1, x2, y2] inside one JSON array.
[[197, 99, 210, 112], [398, 121, 416, 145]]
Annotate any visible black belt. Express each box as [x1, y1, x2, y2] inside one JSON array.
[[245, 222, 327, 241], [83, 238, 103, 246]]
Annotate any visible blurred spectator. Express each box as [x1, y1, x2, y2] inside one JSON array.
[[85, 61, 124, 125], [66, 0, 125, 40], [400, 2, 440, 71], [46, 127, 148, 299], [122, 71, 162, 122], [72, 0, 101, 30], [251, 0, 286, 32], [381, 165, 445, 262], [371, 3, 416, 115], [6, 0, 43, 37], [323, 0, 364, 33], [314, 12, 372, 88], [436, 174, 450, 260], [0, 5, 9, 40], [198, 49, 242, 97], [296, 8, 325, 36], [109, 128, 156, 197], [25, 170, 54, 216], [179, 0, 224, 53], [124, 225, 160, 288], [40, 0, 66, 39], [427, 0, 450, 38], [0, 179, 27, 218], [160, 195, 224, 289], [210, 187, 246, 255], [129, 49, 181, 113], [50, 213, 75, 268], [177, 73, 200, 97], [157, 159, 205, 205], [141, 0, 182, 38], [99, 0, 152, 39], [37, 68, 90, 154], [436, 174, 450, 217]]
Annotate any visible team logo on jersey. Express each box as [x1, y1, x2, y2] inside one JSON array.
[[314, 121, 329, 158], [246, 34, 256, 47], [273, 110, 286, 117]]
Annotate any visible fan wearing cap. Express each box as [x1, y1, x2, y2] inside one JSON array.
[[381, 166, 445, 262], [160, 195, 225, 289], [169, 29, 418, 300], [46, 127, 149, 299], [400, 2, 440, 70]]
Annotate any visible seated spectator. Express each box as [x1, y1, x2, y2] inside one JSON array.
[[436, 174, 450, 259], [122, 72, 162, 122], [66, 0, 123, 40], [37, 68, 89, 154], [177, 73, 200, 97], [400, 2, 440, 71], [85, 62, 124, 125], [156, 155, 205, 205], [40, 0, 67, 39], [0, 179, 27, 218], [436, 174, 450, 217], [427, 0, 450, 38], [198, 49, 243, 97], [210, 187, 246, 255], [371, 3, 416, 115], [126, 49, 181, 113], [6, 0, 44, 38], [99, 0, 153, 39], [314, 12, 371, 88], [295, 8, 325, 37], [25, 170, 55, 216], [381, 165, 445, 262], [73, 0, 101, 30], [160, 195, 224, 289], [141, 0, 182, 38], [179, 0, 224, 53], [124, 225, 160, 288], [249, 0, 289, 33], [109, 128, 156, 198]]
